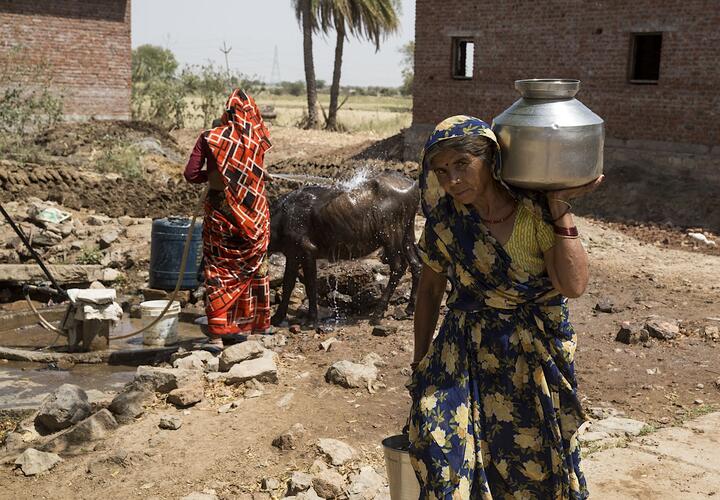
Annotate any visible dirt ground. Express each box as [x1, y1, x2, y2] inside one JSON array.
[[0, 122, 719, 499]]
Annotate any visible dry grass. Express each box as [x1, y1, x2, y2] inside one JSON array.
[[264, 93, 411, 136], [182, 93, 412, 137]]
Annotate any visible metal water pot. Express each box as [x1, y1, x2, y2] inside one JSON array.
[[492, 79, 604, 190]]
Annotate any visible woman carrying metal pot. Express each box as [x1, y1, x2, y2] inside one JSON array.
[[408, 115, 602, 498]]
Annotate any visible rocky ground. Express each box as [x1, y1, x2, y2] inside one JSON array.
[[0, 122, 719, 499]]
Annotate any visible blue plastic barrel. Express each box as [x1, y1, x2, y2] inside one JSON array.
[[149, 217, 203, 290]]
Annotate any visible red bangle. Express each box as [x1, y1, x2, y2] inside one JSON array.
[[553, 225, 579, 237]]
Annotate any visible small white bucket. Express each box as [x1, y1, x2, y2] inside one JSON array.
[[382, 434, 421, 500], [140, 300, 181, 346]]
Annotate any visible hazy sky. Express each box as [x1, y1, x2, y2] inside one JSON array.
[[131, 0, 415, 87]]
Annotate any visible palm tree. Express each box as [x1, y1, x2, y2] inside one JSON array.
[[292, 0, 321, 129], [318, 0, 400, 130]]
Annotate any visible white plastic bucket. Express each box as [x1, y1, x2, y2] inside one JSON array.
[[382, 434, 421, 500], [140, 300, 181, 346]]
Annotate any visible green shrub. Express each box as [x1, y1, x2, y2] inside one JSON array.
[[132, 59, 265, 130], [131, 76, 187, 131], [96, 144, 144, 179], [181, 64, 229, 128], [77, 248, 102, 265]]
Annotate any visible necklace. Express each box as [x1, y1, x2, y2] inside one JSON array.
[[479, 200, 517, 225]]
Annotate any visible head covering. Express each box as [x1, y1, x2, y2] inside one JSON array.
[[204, 89, 272, 241], [420, 115, 506, 219], [419, 115, 551, 226]]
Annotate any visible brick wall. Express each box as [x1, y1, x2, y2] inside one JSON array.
[[408, 0, 719, 159], [0, 0, 131, 120]]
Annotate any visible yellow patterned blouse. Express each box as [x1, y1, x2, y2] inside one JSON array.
[[420, 202, 556, 277], [504, 202, 556, 275]]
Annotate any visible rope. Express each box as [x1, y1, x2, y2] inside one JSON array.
[[25, 293, 62, 333], [26, 185, 209, 343]]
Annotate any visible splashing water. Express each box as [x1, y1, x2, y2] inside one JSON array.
[[339, 168, 371, 191], [326, 274, 341, 323]]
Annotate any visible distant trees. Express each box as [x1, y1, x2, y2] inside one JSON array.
[[270, 81, 306, 96], [291, 0, 401, 130], [321, 0, 400, 130], [132, 44, 178, 82], [131, 45, 262, 130], [128, 37, 413, 132], [399, 40, 414, 96]]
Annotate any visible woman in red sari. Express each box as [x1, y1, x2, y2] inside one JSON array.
[[184, 89, 273, 345]]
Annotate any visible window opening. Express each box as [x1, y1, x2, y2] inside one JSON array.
[[630, 33, 662, 83], [452, 38, 474, 79]]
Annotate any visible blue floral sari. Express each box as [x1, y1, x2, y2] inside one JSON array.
[[408, 116, 588, 499]]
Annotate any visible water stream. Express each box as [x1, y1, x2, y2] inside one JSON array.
[[270, 172, 335, 185], [271, 168, 372, 192]]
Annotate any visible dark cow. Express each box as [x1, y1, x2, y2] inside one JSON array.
[[268, 171, 421, 325]]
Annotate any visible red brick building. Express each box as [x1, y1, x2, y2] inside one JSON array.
[[406, 0, 719, 168], [0, 0, 131, 120]]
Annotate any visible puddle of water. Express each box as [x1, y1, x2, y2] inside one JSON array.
[[0, 315, 205, 352], [0, 362, 135, 410], [110, 316, 205, 350], [0, 315, 206, 410]]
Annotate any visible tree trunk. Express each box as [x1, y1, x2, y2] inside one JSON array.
[[326, 19, 345, 131], [301, 0, 319, 129]]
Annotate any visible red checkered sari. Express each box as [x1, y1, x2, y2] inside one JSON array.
[[202, 89, 272, 335]]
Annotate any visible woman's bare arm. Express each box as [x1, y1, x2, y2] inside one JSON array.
[[543, 177, 603, 298], [413, 264, 447, 364], [544, 212, 589, 298]]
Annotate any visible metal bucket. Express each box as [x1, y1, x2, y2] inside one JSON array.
[[382, 434, 421, 500]]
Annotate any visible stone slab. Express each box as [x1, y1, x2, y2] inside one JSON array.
[[584, 412, 720, 498], [584, 446, 719, 498], [0, 264, 107, 284], [630, 412, 720, 473]]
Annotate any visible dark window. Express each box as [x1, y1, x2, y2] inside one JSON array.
[[452, 38, 474, 79], [630, 33, 662, 83]]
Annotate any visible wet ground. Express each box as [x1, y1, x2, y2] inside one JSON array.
[[0, 362, 134, 410], [0, 316, 206, 411]]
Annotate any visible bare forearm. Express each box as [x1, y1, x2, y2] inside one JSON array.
[[549, 235, 588, 297], [413, 266, 446, 364], [547, 202, 589, 297]]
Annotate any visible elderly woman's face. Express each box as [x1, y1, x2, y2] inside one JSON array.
[[429, 148, 493, 205]]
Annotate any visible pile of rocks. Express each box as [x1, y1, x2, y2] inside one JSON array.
[[263, 434, 389, 499], [1, 337, 285, 475], [614, 318, 680, 345], [2, 383, 121, 475], [0, 199, 150, 274], [2, 333, 397, 497]]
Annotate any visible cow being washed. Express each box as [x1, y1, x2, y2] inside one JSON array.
[[268, 171, 421, 325]]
